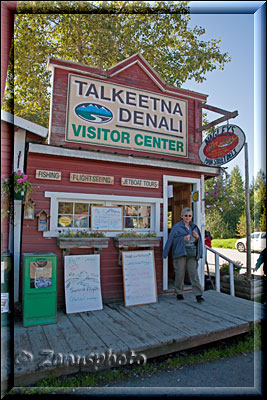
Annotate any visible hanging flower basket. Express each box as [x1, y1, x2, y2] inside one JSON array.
[[2, 170, 33, 202], [14, 191, 26, 200]]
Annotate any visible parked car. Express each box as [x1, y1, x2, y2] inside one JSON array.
[[235, 232, 266, 252]]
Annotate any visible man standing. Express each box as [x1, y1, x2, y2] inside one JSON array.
[[163, 207, 204, 303]]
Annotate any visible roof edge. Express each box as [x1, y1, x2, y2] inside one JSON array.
[[47, 55, 208, 101], [1, 110, 48, 138]]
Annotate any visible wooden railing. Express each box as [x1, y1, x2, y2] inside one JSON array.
[[204, 246, 242, 296]]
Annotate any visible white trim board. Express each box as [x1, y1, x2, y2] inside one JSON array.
[[1, 110, 48, 138], [29, 143, 221, 175]]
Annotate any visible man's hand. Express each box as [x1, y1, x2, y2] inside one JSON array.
[[193, 231, 199, 240], [184, 235, 190, 242]]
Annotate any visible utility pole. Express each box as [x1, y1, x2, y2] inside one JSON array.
[[244, 142, 251, 278]]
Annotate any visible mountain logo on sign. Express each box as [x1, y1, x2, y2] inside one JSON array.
[[75, 103, 113, 124]]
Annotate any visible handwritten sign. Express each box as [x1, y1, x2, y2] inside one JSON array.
[[64, 254, 103, 313], [122, 250, 157, 307], [91, 206, 123, 231]]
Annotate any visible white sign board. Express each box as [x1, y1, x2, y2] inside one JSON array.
[[66, 75, 188, 158], [1, 293, 9, 313], [91, 206, 123, 231], [168, 185, 173, 198], [64, 254, 103, 313], [122, 250, 157, 307]]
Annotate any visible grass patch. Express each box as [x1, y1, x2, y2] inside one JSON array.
[[11, 323, 262, 394], [211, 238, 237, 249]]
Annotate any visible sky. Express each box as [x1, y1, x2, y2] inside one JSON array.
[[181, 1, 266, 183]]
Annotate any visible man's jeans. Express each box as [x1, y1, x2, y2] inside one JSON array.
[[173, 256, 202, 296]]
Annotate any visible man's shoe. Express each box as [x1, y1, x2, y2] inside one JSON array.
[[196, 295, 204, 303], [176, 294, 184, 300]]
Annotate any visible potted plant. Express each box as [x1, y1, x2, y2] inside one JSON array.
[[220, 260, 264, 301], [220, 260, 242, 277], [56, 229, 110, 253]]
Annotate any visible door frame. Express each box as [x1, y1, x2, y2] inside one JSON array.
[[163, 175, 205, 290]]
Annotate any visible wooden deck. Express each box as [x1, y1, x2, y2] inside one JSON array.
[[12, 290, 264, 386]]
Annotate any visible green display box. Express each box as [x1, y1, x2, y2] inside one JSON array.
[[1, 253, 12, 327], [22, 253, 57, 327]]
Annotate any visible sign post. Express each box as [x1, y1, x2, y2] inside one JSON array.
[[199, 123, 253, 278], [244, 143, 251, 278]]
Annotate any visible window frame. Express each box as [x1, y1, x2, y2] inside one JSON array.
[[44, 192, 163, 237]]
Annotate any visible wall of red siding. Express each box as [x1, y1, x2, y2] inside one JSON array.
[[20, 151, 201, 308], [1, 120, 13, 252]]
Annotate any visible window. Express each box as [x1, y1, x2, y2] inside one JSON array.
[[57, 202, 103, 229], [44, 192, 161, 237], [119, 205, 151, 229], [57, 201, 151, 231]]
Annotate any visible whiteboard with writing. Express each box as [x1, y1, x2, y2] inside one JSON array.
[[122, 250, 157, 307], [91, 206, 123, 231], [64, 254, 103, 313]]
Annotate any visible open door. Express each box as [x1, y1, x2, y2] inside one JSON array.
[[168, 183, 193, 282]]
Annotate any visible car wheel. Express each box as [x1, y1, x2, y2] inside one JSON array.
[[237, 242, 246, 252]]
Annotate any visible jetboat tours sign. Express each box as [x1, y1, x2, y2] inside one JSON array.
[[199, 124, 245, 166], [66, 75, 188, 157]]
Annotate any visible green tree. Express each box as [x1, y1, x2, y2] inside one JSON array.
[[205, 208, 232, 239], [204, 166, 245, 238], [250, 169, 266, 232], [227, 166, 245, 234], [236, 212, 253, 238], [204, 174, 232, 238], [3, 0, 231, 127]]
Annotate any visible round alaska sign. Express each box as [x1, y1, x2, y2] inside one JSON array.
[[199, 124, 245, 166]]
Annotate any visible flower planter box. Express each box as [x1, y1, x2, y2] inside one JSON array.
[[221, 274, 264, 301], [114, 236, 161, 265], [114, 236, 161, 249], [57, 237, 110, 255]]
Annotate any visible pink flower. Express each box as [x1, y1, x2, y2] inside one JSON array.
[[17, 178, 23, 184], [22, 174, 28, 181], [1, 175, 6, 179], [5, 178, 9, 183], [17, 170, 22, 175]]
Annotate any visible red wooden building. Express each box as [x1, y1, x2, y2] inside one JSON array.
[[20, 54, 222, 308]]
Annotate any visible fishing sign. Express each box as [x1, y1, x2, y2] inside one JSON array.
[[198, 124, 246, 166]]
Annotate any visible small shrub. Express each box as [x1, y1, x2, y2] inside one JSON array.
[[220, 261, 242, 276], [117, 232, 156, 238], [58, 230, 105, 238]]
